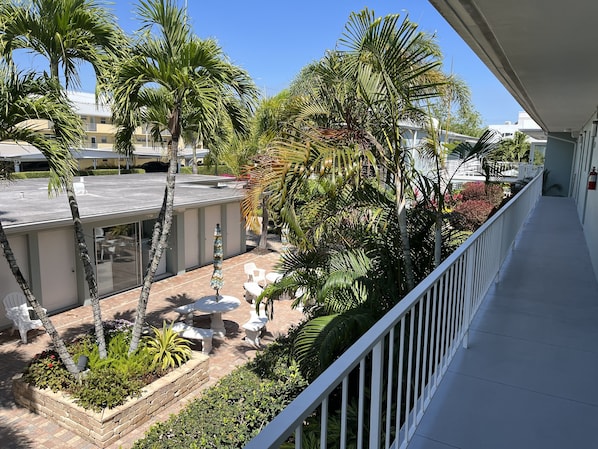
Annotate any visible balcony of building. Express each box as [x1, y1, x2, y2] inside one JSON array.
[[244, 172, 598, 448]]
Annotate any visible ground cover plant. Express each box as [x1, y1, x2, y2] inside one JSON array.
[[133, 330, 307, 449], [22, 320, 191, 412]]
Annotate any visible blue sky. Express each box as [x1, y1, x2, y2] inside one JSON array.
[[15, 0, 523, 126]]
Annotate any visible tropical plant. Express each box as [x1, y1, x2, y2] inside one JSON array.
[[145, 321, 191, 370], [0, 0, 126, 360], [337, 8, 446, 290], [110, 0, 257, 354], [416, 127, 501, 266], [243, 9, 454, 378], [23, 349, 74, 391], [491, 130, 531, 162], [0, 64, 83, 375]]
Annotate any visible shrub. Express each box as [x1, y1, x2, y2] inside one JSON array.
[[453, 199, 494, 231], [133, 363, 306, 449], [23, 350, 74, 392], [72, 366, 143, 412], [460, 181, 504, 208], [22, 319, 165, 411], [144, 321, 192, 370], [133, 332, 307, 449], [11, 171, 51, 179]]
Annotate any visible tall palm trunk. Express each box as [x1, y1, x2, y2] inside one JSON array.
[[365, 131, 416, 291], [54, 110, 107, 358], [258, 193, 269, 250], [0, 221, 79, 376], [395, 180, 415, 291], [64, 182, 107, 358], [433, 146, 444, 268], [128, 107, 179, 353]]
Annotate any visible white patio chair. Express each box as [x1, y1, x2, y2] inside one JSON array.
[[3, 292, 46, 343], [243, 262, 266, 285]]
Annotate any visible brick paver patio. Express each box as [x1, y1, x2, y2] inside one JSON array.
[[0, 241, 303, 448]]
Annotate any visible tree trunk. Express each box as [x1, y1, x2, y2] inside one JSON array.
[[258, 194, 269, 250], [64, 181, 107, 358], [129, 109, 179, 354], [0, 221, 79, 376], [396, 189, 415, 291], [192, 144, 198, 174]]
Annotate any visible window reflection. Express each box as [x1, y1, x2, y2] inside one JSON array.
[[95, 223, 140, 295]]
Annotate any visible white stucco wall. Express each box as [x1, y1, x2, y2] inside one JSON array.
[[203, 205, 221, 265], [571, 117, 598, 281], [38, 228, 78, 312], [184, 209, 199, 268], [0, 235, 29, 328], [225, 203, 242, 257]]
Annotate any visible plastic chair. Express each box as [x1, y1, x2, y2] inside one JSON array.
[[243, 262, 266, 285], [3, 292, 45, 343]]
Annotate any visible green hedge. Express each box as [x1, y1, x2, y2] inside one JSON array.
[[11, 171, 51, 179], [11, 169, 145, 179], [133, 332, 306, 449], [180, 165, 234, 176], [78, 168, 145, 176]]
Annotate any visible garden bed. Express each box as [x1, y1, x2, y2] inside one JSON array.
[[12, 351, 209, 448]]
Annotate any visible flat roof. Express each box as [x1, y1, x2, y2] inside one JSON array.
[[0, 173, 246, 233]]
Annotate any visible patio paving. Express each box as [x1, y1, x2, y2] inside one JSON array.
[[0, 239, 303, 448]]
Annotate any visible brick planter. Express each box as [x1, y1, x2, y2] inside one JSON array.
[[12, 352, 209, 448]]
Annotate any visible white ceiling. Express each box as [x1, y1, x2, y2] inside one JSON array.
[[429, 0, 598, 134]]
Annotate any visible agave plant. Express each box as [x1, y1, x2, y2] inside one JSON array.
[[145, 321, 192, 370]]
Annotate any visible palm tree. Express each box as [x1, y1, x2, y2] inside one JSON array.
[[0, 0, 126, 359], [0, 0, 124, 89], [243, 9, 452, 378], [339, 8, 445, 290], [0, 64, 82, 375], [111, 0, 257, 353], [417, 126, 501, 266]]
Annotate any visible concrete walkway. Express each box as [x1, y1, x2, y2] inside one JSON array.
[[408, 196, 598, 449], [0, 241, 303, 448]]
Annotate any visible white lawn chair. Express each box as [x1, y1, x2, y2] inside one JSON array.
[[243, 262, 266, 285], [3, 292, 46, 343]]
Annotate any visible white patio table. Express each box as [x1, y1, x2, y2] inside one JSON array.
[[174, 295, 240, 338], [266, 272, 283, 284]]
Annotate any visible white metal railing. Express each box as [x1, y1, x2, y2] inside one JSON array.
[[445, 159, 541, 181], [244, 172, 543, 449]]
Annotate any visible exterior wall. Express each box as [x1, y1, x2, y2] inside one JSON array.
[[1, 200, 245, 324], [37, 228, 78, 312], [570, 116, 598, 281], [184, 209, 200, 268], [544, 132, 575, 197], [0, 235, 29, 328], [202, 205, 221, 265], [225, 202, 243, 257]]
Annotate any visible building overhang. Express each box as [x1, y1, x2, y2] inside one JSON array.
[[429, 0, 598, 133]]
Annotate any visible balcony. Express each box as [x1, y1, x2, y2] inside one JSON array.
[[244, 173, 598, 448]]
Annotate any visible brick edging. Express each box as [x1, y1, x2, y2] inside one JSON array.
[[12, 352, 209, 447]]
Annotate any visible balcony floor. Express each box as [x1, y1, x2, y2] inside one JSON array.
[[407, 196, 598, 449]]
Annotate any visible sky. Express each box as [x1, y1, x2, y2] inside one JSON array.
[[14, 0, 523, 126]]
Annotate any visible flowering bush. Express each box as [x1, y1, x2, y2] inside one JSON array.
[[460, 182, 504, 208], [23, 350, 73, 392], [453, 200, 494, 231]]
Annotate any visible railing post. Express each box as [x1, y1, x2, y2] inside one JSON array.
[[462, 250, 475, 349], [369, 341, 384, 449]]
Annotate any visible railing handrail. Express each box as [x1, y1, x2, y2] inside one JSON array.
[[244, 172, 543, 449]]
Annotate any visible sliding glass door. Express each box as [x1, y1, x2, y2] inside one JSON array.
[[95, 223, 141, 296]]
